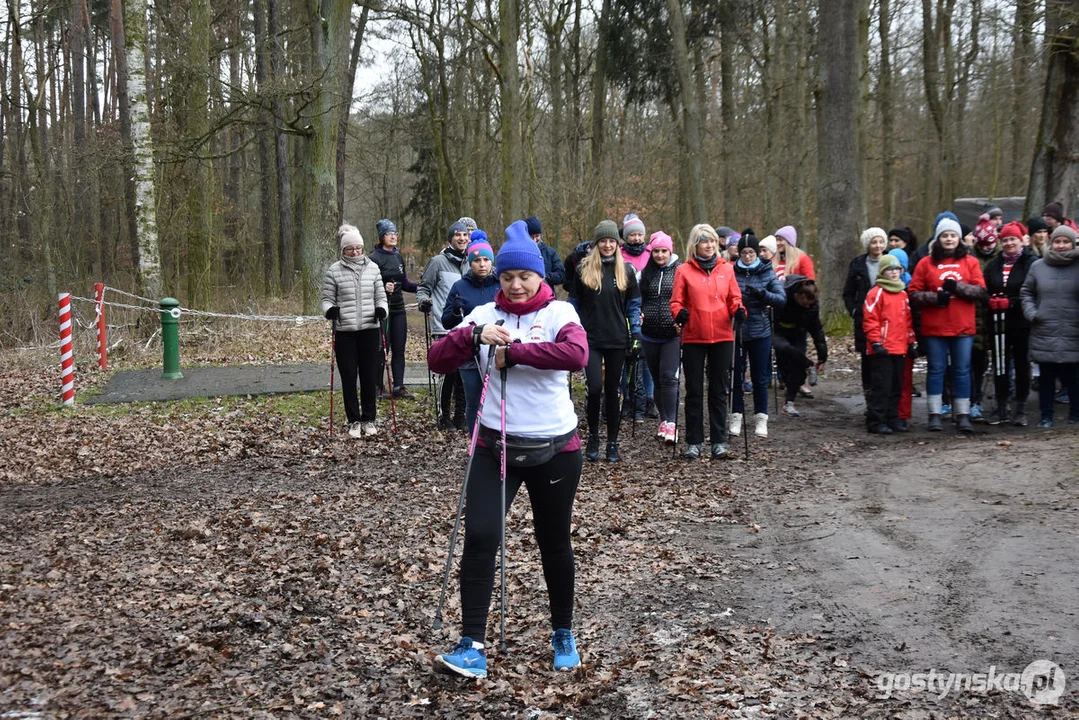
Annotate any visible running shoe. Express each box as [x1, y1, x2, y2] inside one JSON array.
[[435, 638, 487, 679], [552, 629, 580, 671]]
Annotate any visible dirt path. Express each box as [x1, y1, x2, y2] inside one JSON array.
[[1, 369, 1076, 718]]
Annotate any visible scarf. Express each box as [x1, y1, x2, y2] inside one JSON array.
[[876, 275, 906, 294], [1001, 249, 1021, 266], [695, 254, 718, 274], [1044, 247, 1079, 267], [494, 282, 554, 315], [342, 253, 365, 270], [736, 258, 762, 270], [622, 242, 647, 257], [601, 255, 616, 264], [445, 246, 466, 264]]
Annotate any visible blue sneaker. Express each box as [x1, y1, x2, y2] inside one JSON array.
[[1037, 418, 1054, 429], [941, 404, 952, 418], [552, 628, 580, 671], [743, 379, 753, 393], [969, 404, 985, 422], [435, 637, 487, 679]]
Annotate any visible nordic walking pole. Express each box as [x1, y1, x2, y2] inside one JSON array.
[[498, 359, 509, 654], [629, 352, 639, 438], [382, 321, 398, 436], [432, 321, 505, 630], [739, 326, 749, 460], [329, 320, 336, 436], [424, 311, 435, 418], [770, 307, 779, 415], [672, 326, 684, 459]]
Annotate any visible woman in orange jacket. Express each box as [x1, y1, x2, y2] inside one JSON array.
[[670, 224, 746, 460]]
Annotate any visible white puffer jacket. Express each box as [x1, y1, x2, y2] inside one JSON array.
[[321, 256, 388, 331]]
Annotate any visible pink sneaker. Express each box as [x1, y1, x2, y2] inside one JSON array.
[[656, 421, 667, 439], [663, 421, 677, 444]]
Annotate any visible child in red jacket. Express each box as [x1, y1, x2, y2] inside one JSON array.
[[863, 254, 914, 434]]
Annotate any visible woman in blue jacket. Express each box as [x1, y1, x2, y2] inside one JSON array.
[[730, 233, 786, 437], [442, 233, 500, 435]]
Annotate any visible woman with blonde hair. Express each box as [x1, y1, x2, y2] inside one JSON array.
[[671, 224, 746, 460], [772, 226, 815, 280], [572, 219, 642, 462]]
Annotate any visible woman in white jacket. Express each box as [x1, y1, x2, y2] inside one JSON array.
[[321, 225, 388, 438]]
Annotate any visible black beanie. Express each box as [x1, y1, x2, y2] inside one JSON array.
[[738, 234, 760, 253], [1026, 216, 1049, 234]]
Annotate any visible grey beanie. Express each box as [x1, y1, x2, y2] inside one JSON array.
[[1050, 224, 1078, 246]]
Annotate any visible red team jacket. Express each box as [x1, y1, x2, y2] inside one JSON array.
[[862, 286, 913, 354]]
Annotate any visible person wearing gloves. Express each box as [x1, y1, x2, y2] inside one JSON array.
[[573, 219, 642, 462], [442, 233, 501, 435], [773, 275, 828, 417], [1020, 225, 1079, 427], [427, 220, 588, 680], [968, 214, 1001, 422], [419, 221, 471, 429], [369, 219, 418, 398], [862, 254, 914, 434], [983, 221, 1037, 425], [772, 225, 816, 280], [525, 216, 566, 289], [670, 224, 746, 460], [908, 217, 988, 433], [639, 231, 682, 443], [843, 226, 889, 399], [322, 225, 389, 438], [730, 233, 785, 438], [619, 213, 652, 422]]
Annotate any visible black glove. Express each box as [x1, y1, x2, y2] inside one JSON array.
[[937, 291, 951, 307], [907, 343, 917, 358], [746, 286, 765, 299], [325, 306, 341, 321], [675, 308, 690, 326], [627, 333, 643, 360], [375, 306, 387, 320], [942, 278, 958, 294], [734, 307, 748, 324], [418, 299, 433, 314], [872, 342, 888, 356]]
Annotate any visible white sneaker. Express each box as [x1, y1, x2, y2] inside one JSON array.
[[663, 421, 677, 444], [782, 401, 800, 417], [755, 413, 768, 437], [347, 422, 364, 439], [656, 421, 666, 439], [729, 412, 743, 436], [362, 421, 378, 436]]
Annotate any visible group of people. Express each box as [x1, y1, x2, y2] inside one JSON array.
[[320, 204, 1078, 682], [843, 202, 1079, 434]]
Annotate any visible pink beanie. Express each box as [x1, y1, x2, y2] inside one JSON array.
[[648, 231, 673, 253], [775, 225, 798, 247]]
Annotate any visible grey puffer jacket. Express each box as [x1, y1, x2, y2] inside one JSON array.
[[321, 256, 388, 332], [417, 247, 467, 336], [1020, 249, 1079, 364]]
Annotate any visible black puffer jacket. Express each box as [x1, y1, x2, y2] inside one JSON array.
[[842, 254, 873, 352], [774, 275, 828, 364], [640, 256, 681, 340]]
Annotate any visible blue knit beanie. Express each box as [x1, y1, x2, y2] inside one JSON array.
[[525, 216, 542, 236], [376, 219, 397, 238], [496, 221, 546, 275], [448, 221, 468, 243]]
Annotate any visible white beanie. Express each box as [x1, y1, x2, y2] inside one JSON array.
[[759, 235, 778, 255], [860, 227, 887, 250], [338, 224, 363, 249], [934, 218, 962, 241]]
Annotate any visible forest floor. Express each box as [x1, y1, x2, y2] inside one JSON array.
[[1, 321, 1077, 719]]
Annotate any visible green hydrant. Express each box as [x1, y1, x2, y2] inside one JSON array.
[[160, 298, 183, 379]]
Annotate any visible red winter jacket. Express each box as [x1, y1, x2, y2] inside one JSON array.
[[862, 286, 913, 355], [670, 257, 743, 344], [908, 254, 986, 336]]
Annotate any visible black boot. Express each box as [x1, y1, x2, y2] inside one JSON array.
[[606, 441, 620, 463], [644, 398, 659, 419], [586, 434, 600, 462], [927, 414, 943, 432], [956, 414, 974, 434]]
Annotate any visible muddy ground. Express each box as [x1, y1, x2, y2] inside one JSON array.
[[1, 362, 1077, 718]]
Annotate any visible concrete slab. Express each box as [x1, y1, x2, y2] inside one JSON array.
[[85, 363, 433, 404]]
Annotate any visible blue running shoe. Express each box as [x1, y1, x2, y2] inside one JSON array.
[[941, 404, 952, 418], [743, 379, 753, 393], [552, 628, 580, 671], [969, 404, 985, 422], [435, 637, 487, 679]]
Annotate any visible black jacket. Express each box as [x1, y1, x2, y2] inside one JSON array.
[[842, 254, 873, 352], [369, 247, 417, 314], [983, 248, 1037, 331], [774, 275, 828, 364]]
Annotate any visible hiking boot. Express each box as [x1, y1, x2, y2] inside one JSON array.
[[585, 434, 600, 461], [988, 404, 1009, 426], [552, 629, 580, 671], [729, 412, 743, 437], [361, 421, 377, 437], [392, 385, 415, 399], [644, 398, 660, 419], [969, 404, 986, 423], [956, 414, 974, 434], [437, 415, 454, 431], [683, 444, 701, 460], [606, 441, 620, 463], [754, 413, 768, 437], [711, 442, 730, 459], [889, 419, 909, 433], [782, 401, 800, 417], [435, 637, 487, 679], [927, 414, 943, 432], [1012, 403, 1027, 427], [868, 424, 893, 434], [634, 413, 645, 424], [347, 422, 364, 439]]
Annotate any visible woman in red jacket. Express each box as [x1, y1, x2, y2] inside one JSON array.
[[862, 254, 913, 434], [671, 224, 746, 460], [908, 217, 988, 433]]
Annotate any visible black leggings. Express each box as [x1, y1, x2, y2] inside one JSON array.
[[585, 346, 627, 441], [384, 312, 407, 389], [995, 327, 1031, 407], [774, 331, 811, 402], [681, 341, 733, 445], [460, 446, 583, 642], [643, 337, 680, 423], [334, 328, 382, 424]]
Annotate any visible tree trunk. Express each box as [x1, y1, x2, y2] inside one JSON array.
[[1011, 0, 1037, 194], [500, 0, 522, 221], [109, 0, 139, 279], [254, 0, 278, 295], [588, 0, 611, 221], [1027, 0, 1079, 218], [546, 17, 565, 252], [268, 0, 294, 290], [185, 0, 213, 308], [337, 4, 370, 220], [666, 0, 706, 222], [719, 6, 735, 221], [815, 0, 865, 318], [878, 0, 895, 225], [298, 0, 352, 310]]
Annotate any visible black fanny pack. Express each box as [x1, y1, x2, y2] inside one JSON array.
[[478, 426, 578, 467]]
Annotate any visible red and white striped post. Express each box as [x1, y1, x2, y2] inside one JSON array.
[[58, 293, 75, 405], [93, 282, 108, 370]]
